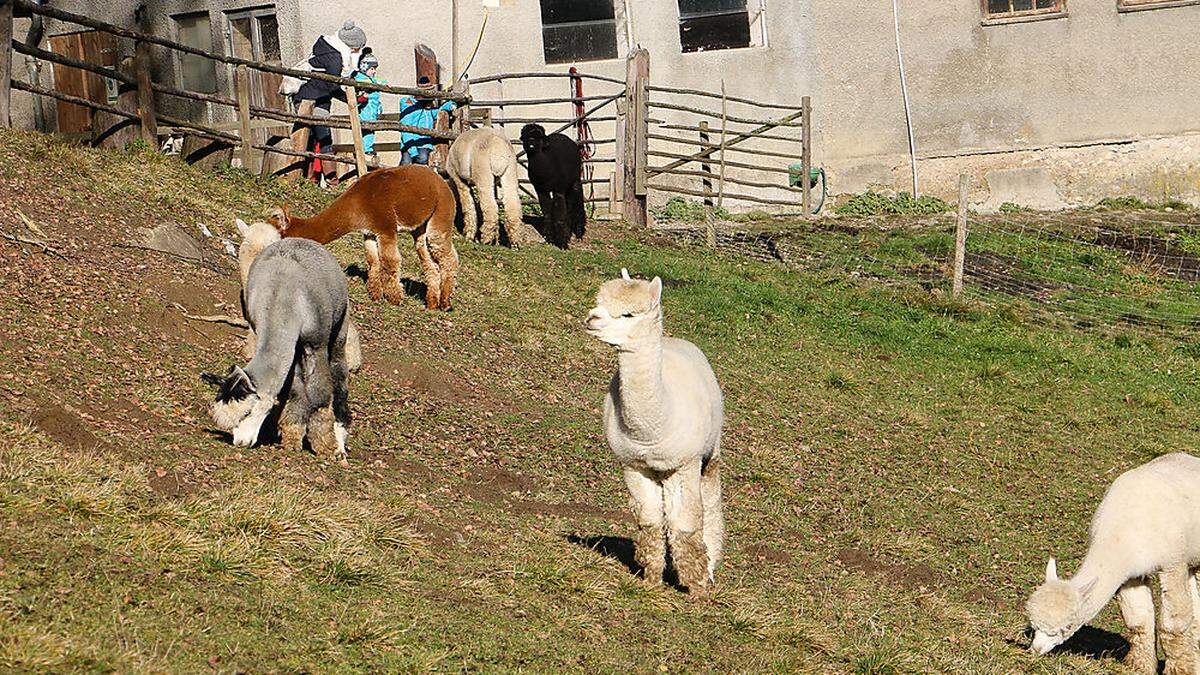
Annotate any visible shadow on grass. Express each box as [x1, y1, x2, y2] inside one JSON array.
[[565, 534, 685, 590], [343, 263, 427, 303], [1011, 625, 1129, 662]]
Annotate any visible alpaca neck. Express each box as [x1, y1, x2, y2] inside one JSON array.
[[283, 208, 352, 244], [615, 325, 667, 443], [1070, 549, 1130, 629], [243, 320, 298, 400]]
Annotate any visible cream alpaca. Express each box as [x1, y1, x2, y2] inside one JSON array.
[[446, 128, 539, 246], [234, 218, 361, 371], [585, 270, 725, 594], [1026, 452, 1200, 674]]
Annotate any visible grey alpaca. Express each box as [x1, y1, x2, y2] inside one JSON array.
[[209, 238, 352, 464]]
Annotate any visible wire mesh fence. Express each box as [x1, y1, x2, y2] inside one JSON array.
[[655, 206, 1200, 335]]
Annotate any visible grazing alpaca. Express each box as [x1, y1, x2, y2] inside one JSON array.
[[584, 269, 724, 594], [268, 164, 459, 310], [206, 237, 353, 465], [520, 123, 585, 249], [234, 218, 361, 371], [446, 127, 539, 247], [1026, 452, 1200, 673]]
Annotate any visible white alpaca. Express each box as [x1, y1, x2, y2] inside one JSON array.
[[1026, 452, 1200, 674], [445, 127, 539, 246], [234, 218, 361, 371], [585, 269, 724, 594]]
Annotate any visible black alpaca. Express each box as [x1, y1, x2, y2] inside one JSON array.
[[520, 124, 585, 248]]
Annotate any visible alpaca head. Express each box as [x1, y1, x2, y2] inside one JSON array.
[[265, 205, 291, 233], [1025, 558, 1096, 655], [520, 123, 547, 155], [204, 366, 273, 447], [235, 218, 281, 285], [585, 269, 663, 347]]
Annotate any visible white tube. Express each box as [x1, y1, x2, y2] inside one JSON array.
[[892, 0, 919, 197]]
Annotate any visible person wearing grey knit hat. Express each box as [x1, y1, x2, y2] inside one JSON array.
[[338, 20, 366, 50]]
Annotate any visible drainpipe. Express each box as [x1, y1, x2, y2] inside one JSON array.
[[24, 0, 45, 130], [891, 0, 919, 197], [621, 0, 634, 51]]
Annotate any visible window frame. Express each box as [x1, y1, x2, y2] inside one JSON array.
[[538, 0, 621, 65], [171, 11, 219, 94], [677, 0, 768, 54], [1117, 0, 1200, 12], [980, 0, 1068, 25]]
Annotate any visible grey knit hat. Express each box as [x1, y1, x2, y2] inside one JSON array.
[[338, 20, 366, 49]]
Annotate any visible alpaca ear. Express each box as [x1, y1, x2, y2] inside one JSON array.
[[216, 365, 255, 402], [1045, 558, 1058, 582], [649, 277, 663, 306], [200, 371, 224, 388], [621, 268, 631, 280], [235, 218, 250, 238]]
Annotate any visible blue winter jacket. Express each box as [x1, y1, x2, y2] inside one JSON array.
[[398, 96, 456, 159]]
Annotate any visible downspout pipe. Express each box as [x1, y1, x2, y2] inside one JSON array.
[[24, 0, 46, 130], [891, 0, 918, 197]]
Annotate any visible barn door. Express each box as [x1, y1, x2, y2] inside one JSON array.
[[225, 8, 285, 173], [48, 30, 119, 134]]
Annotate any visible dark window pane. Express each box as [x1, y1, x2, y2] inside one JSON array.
[[680, 11, 750, 52], [678, 0, 746, 17], [987, 0, 1010, 12], [540, 0, 615, 25], [543, 20, 618, 64], [174, 13, 217, 93], [258, 14, 280, 62], [1035, 0, 1057, 8]]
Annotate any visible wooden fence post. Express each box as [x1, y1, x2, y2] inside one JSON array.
[[287, 99, 314, 180], [717, 81, 727, 210], [0, 0, 12, 129], [344, 84, 368, 178], [801, 95, 812, 217], [235, 65, 255, 170], [133, 40, 157, 144], [699, 121, 712, 207], [953, 174, 969, 297], [622, 48, 648, 228]]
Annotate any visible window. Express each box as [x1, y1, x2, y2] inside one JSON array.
[[173, 12, 217, 93], [539, 0, 619, 64], [678, 0, 756, 52], [982, 0, 1067, 23], [1117, 0, 1200, 11], [225, 7, 284, 108]]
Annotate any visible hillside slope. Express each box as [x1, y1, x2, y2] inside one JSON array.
[[2, 130, 1197, 672]]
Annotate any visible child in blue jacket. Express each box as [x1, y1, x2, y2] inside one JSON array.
[[398, 76, 457, 165], [353, 53, 384, 156]]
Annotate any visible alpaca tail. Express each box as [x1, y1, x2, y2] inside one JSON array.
[[700, 453, 724, 581]]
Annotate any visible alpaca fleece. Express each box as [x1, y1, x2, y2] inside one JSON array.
[[586, 272, 725, 594], [520, 123, 585, 249], [447, 128, 540, 247], [211, 238, 353, 465], [1026, 452, 1200, 674], [268, 164, 459, 310]]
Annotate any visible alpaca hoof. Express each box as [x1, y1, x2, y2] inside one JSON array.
[[1122, 650, 1156, 675], [366, 281, 384, 302], [383, 285, 406, 305], [280, 422, 305, 454]]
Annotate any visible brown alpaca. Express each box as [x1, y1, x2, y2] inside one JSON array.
[[268, 165, 459, 310]]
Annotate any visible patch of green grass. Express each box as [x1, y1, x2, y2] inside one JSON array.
[[835, 191, 952, 217], [652, 196, 731, 222]]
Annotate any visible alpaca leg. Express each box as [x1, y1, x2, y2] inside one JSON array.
[[1192, 572, 1200, 651], [413, 233, 443, 311], [663, 460, 709, 595], [329, 319, 352, 466], [279, 362, 309, 454], [425, 226, 458, 311], [567, 180, 587, 240], [1160, 564, 1196, 675], [699, 450, 725, 583], [344, 319, 363, 373], [498, 164, 532, 246], [377, 234, 406, 305], [363, 234, 384, 301], [471, 153, 500, 245], [450, 172, 478, 241], [1119, 579, 1158, 675], [623, 466, 665, 585]]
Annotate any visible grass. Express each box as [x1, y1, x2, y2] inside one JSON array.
[[1, 129, 1197, 671]]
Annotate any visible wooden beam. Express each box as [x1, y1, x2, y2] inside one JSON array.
[[0, 0, 13, 128], [622, 48, 648, 227], [133, 40, 157, 144], [344, 84, 369, 179], [953, 175, 969, 297], [235, 65, 254, 170], [801, 95, 812, 217]]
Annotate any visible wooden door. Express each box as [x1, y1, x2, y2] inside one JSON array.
[[226, 9, 287, 173], [49, 30, 118, 134]]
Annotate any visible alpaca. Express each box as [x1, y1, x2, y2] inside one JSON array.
[[234, 218, 361, 371], [584, 269, 724, 595], [1026, 452, 1200, 673], [205, 237, 353, 465], [446, 127, 540, 247], [520, 123, 585, 249], [267, 164, 459, 311]]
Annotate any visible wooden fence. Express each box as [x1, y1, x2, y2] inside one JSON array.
[[0, 0, 815, 225]]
